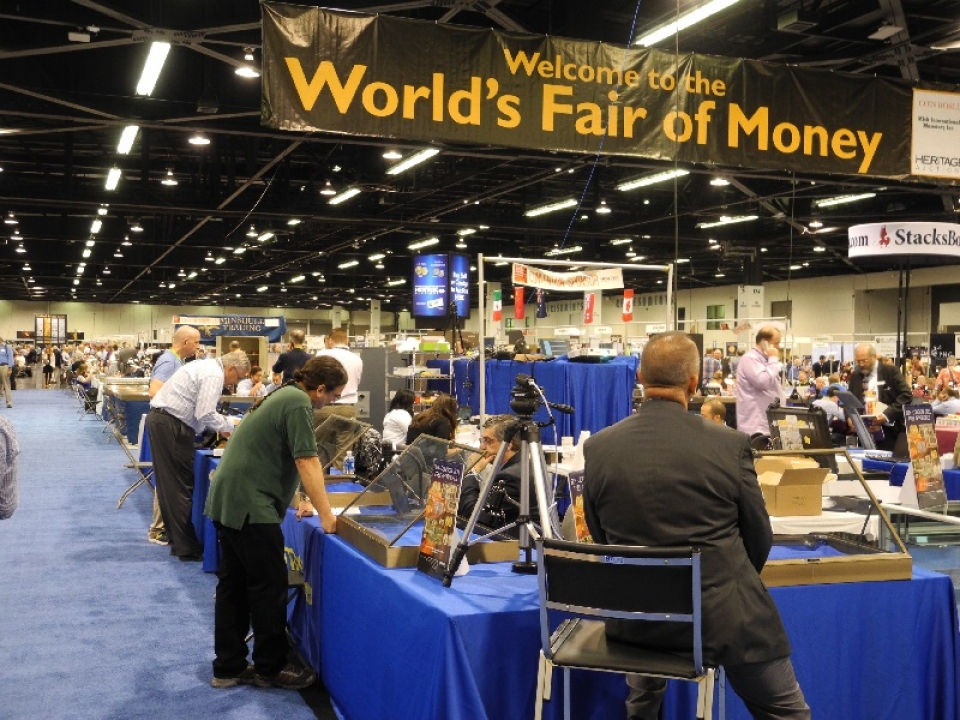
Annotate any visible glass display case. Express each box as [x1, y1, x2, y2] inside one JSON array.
[[336, 434, 519, 568], [757, 448, 912, 587]]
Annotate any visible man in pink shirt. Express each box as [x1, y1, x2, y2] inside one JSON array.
[[735, 326, 785, 442]]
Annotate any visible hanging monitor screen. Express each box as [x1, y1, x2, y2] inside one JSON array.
[[412, 253, 470, 319]]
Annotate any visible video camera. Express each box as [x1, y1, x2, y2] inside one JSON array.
[[509, 373, 574, 420]]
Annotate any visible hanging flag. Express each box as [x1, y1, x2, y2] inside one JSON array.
[[492, 289, 502, 322], [514, 287, 525, 320], [583, 291, 596, 325], [536, 288, 548, 318], [623, 289, 634, 322]]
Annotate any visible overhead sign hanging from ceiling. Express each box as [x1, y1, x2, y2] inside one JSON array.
[[261, 3, 958, 182], [848, 222, 960, 260]]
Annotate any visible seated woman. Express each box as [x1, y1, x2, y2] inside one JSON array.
[[405, 394, 458, 445], [932, 387, 960, 416], [75, 363, 93, 391], [382, 389, 415, 449], [236, 365, 268, 397]]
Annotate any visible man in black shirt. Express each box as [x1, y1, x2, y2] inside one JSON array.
[[271, 329, 311, 384]]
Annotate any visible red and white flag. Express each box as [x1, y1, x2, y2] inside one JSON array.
[[514, 287, 525, 320], [622, 289, 634, 322]]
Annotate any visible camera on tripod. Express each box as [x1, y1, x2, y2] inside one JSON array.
[[509, 374, 541, 418]]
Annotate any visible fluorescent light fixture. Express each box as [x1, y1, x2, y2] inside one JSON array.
[[233, 247, 246, 255], [337, 260, 360, 269], [808, 219, 823, 228], [789, 264, 803, 270], [97, 205, 108, 216], [117, 125, 139, 155], [676, 258, 690, 264], [610, 237, 632, 245], [90, 219, 102, 234], [710, 177, 730, 186], [868, 25, 902, 41], [524, 198, 578, 217], [457, 228, 477, 236], [634, 0, 742, 47], [290, 275, 305, 283], [814, 192, 876, 208], [105, 166, 122, 191], [382, 149, 402, 160], [813, 246, 826, 252], [73, 278, 80, 285], [408, 237, 440, 250], [616, 168, 689, 191], [544, 244, 583, 256], [82, 249, 91, 258], [494, 260, 509, 266], [629, 255, 647, 262], [320, 180, 337, 196], [368, 253, 386, 261], [188, 271, 198, 279], [257, 231, 274, 242], [715, 273, 726, 278], [696, 215, 759, 229], [136, 42, 171, 96], [168, 282, 176, 288], [387, 278, 406, 286], [215, 257, 226, 265], [257, 286, 268, 292], [328, 187, 361, 205], [385, 147, 439, 176], [161, 169, 178, 186], [287, 218, 301, 226], [85, 240, 96, 248]]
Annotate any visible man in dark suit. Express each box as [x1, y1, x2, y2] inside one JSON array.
[[583, 331, 809, 720], [847, 342, 913, 452]]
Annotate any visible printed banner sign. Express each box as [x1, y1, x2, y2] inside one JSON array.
[[848, 222, 960, 260], [583, 291, 596, 325], [512, 263, 623, 291], [174, 315, 287, 343], [260, 3, 949, 181], [903, 404, 947, 510], [514, 287, 525, 320], [417, 459, 466, 582]]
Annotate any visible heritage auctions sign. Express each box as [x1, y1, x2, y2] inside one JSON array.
[[848, 222, 960, 260], [260, 3, 960, 181]]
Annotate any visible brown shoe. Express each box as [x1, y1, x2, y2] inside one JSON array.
[[211, 665, 256, 689], [254, 663, 317, 690]]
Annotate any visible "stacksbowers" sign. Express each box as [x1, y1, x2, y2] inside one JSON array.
[[848, 223, 960, 260], [260, 3, 960, 181]]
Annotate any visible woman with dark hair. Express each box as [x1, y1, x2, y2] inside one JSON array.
[[406, 393, 459, 445], [382, 388, 416, 448], [205, 355, 347, 691]]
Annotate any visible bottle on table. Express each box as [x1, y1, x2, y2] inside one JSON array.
[[343, 451, 355, 475]]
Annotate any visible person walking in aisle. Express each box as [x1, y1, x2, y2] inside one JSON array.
[[735, 325, 786, 445], [147, 349, 249, 561], [0, 337, 14, 408], [205, 356, 347, 690], [144, 325, 202, 546]]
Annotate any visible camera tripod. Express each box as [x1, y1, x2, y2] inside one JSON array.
[[443, 300, 466, 354], [442, 374, 571, 586]]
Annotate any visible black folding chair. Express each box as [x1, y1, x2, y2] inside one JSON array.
[[535, 537, 725, 720]]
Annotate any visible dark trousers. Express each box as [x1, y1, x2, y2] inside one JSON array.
[[213, 521, 288, 678], [626, 656, 810, 720], [146, 411, 203, 558]]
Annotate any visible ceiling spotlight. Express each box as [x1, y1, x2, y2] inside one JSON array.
[[161, 169, 178, 186], [375, 261, 384, 269], [455, 240, 467, 249], [22, 263, 31, 271], [387, 278, 406, 286], [11, 231, 22, 241], [105, 166, 122, 191], [710, 177, 730, 186], [246, 225, 258, 238], [103, 266, 111, 274], [82, 249, 91, 258], [235, 48, 260, 78], [595, 200, 612, 214], [386, 147, 440, 176], [122, 235, 132, 246], [808, 218, 823, 229], [114, 249, 123, 258], [813, 246, 826, 252], [97, 205, 108, 216], [205, 251, 215, 262], [130, 220, 143, 233], [15, 243, 25, 253], [188, 132, 211, 146], [382, 148, 403, 160], [320, 180, 337, 197], [290, 275, 305, 283], [73, 278, 80, 286], [4, 211, 17, 225]]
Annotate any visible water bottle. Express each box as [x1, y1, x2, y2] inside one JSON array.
[[343, 451, 355, 475]]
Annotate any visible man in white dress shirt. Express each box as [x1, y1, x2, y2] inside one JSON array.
[[314, 328, 364, 467]]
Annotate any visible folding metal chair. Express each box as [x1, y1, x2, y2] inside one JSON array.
[[117, 414, 155, 509], [535, 537, 725, 720]]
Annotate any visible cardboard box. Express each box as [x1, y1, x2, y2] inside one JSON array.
[[754, 456, 819, 474], [757, 463, 830, 516]]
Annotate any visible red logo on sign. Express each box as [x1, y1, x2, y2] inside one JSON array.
[[879, 226, 890, 247]]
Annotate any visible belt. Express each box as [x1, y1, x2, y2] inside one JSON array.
[[150, 407, 183, 422]]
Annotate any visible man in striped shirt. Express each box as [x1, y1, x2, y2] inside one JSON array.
[[0, 415, 18, 519], [147, 350, 250, 561]]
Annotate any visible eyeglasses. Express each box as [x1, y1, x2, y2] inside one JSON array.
[[479, 436, 498, 446]]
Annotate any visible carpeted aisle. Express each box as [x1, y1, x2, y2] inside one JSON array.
[[0, 389, 323, 720]]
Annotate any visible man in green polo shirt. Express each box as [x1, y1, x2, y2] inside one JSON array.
[[205, 356, 347, 691]]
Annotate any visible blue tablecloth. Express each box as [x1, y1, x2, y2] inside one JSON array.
[[451, 356, 638, 437], [281, 511, 960, 720], [861, 458, 960, 500]]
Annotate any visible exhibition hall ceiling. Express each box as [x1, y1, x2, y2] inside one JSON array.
[[1, 0, 959, 309]]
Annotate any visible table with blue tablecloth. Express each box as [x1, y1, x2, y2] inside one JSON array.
[[450, 356, 639, 437], [861, 457, 960, 500], [281, 510, 960, 720]]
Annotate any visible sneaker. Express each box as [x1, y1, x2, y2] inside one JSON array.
[[254, 663, 317, 690], [148, 532, 169, 546], [211, 665, 256, 689]]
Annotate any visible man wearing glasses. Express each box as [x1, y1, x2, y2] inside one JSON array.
[[848, 342, 912, 452], [145, 325, 202, 546]]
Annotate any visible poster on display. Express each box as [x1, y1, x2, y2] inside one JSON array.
[[174, 315, 286, 343], [512, 263, 623, 291], [261, 4, 940, 180], [912, 89, 960, 181], [901, 405, 947, 511], [417, 460, 466, 582], [848, 222, 960, 260], [583, 292, 597, 325], [411, 253, 470, 318]]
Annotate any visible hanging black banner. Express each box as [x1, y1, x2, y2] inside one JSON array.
[[262, 2, 942, 181]]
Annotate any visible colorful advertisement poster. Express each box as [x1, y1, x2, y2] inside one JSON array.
[[567, 471, 593, 543], [417, 459, 465, 581], [904, 404, 947, 510], [412, 253, 470, 318]]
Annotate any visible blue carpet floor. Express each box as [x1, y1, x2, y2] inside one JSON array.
[[0, 389, 325, 719]]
